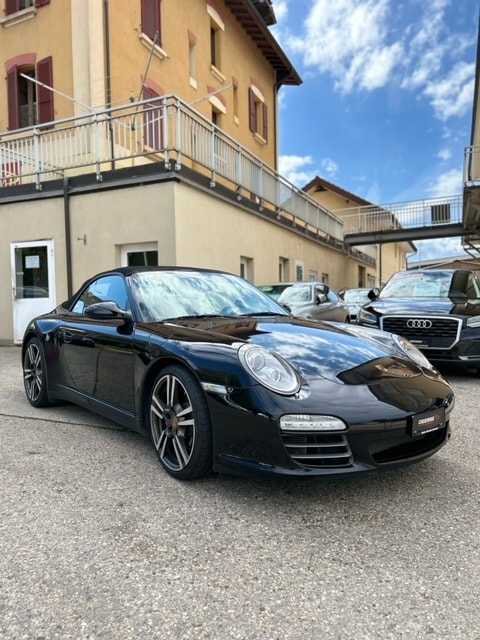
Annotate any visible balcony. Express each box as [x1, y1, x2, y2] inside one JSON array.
[[0, 95, 346, 241], [3, 94, 474, 265]]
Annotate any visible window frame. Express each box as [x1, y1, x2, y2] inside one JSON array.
[[6, 56, 54, 130]]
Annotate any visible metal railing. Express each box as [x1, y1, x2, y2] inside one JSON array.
[[337, 194, 463, 235], [0, 94, 345, 242], [464, 145, 480, 185]]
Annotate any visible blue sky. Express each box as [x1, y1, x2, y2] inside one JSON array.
[[270, 0, 478, 261]]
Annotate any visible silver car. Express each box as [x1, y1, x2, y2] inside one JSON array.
[[277, 282, 350, 322]]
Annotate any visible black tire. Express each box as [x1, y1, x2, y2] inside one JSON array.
[[23, 337, 51, 407], [148, 365, 213, 480]]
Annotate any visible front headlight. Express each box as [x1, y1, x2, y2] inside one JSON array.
[[393, 334, 435, 371], [237, 344, 300, 395], [358, 308, 378, 325], [466, 316, 480, 328]]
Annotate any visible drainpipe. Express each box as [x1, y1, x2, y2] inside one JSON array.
[[103, 0, 115, 169], [63, 177, 73, 297]]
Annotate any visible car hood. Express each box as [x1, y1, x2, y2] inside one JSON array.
[[153, 315, 423, 382], [366, 298, 462, 316]]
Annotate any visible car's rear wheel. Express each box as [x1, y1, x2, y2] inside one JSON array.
[[149, 365, 212, 480], [23, 337, 51, 407]]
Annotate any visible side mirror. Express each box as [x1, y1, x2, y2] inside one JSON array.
[[316, 294, 328, 305], [368, 288, 380, 301], [85, 300, 132, 322]]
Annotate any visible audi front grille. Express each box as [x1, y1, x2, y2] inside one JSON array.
[[380, 315, 461, 349]]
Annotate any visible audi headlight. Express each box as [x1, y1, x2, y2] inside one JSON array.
[[358, 308, 378, 325], [393, 334, 435, 371], [466, 316, 480, 328], [237, 344, 300, 395]]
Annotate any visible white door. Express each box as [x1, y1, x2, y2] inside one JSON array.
[[11, 240, 56, 344]]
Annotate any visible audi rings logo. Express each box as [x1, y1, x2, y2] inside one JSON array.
[[407, 319, 432, 329]]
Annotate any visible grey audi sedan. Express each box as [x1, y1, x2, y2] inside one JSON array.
[[357, 269, 480, 370]]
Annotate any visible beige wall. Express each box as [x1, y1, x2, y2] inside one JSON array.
[[0, 179, 358, 343]]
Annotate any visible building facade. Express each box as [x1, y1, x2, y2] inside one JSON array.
[[1, 0, 378, 344]]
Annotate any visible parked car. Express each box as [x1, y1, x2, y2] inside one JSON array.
[[357, 269, 480, 370], [22, 266, 454, 481], [276, 282, 350, 322], [339, 287, 371, 322], [258, 282, 295, 301]]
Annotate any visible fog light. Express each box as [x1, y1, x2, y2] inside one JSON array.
[[280, 414, 347, 431]]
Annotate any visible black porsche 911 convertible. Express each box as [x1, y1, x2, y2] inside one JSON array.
[[22, 267, 454, 481]]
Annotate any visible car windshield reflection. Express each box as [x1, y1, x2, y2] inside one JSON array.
[[129, 270, 288, 322], [380, 271, 454, 299]]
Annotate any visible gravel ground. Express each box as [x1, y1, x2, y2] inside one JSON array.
[[0, 346, 479, 640]]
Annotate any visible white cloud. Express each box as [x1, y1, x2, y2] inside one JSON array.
[[278, 154, 339, 186], [321, 158, 339, 176], [288, 0, 401, 93], [273, 0, 288, 23], [426, 168, 463, 197], [437, 148, 452, 161], [279, 154, 315, 185], [423, 61, 476, 120], [282, 0, 476, 121]]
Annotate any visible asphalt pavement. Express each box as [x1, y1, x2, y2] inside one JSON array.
[[0, 345, 479, 640]]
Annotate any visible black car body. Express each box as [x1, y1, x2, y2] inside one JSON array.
[[22, 267, 454, 481], [357, 269, 480, 369]]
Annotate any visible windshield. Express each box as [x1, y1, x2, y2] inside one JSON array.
[[277, 284, 314, 305], [380, 271, 454, 299], [129, 270, 288, 322], [343, 289, 370, 303]]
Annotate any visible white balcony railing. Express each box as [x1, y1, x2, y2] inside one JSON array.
[[337, 194, 463, 236], [0, 95, 345, 243]]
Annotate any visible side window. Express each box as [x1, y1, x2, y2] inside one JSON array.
[[7, 56, 54, 130], [72, 275, 129, 314]]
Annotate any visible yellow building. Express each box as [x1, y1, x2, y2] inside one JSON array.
[[0, 0, 377, 344], [303, 176, 415, 287]]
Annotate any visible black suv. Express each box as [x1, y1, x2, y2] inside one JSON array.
[[357, 269, 480, 369]]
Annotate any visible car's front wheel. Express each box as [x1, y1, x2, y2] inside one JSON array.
[[148, 365, 213, 480], [23, 337, 51, 407]]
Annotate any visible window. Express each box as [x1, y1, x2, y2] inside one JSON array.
[[207, 1, 225, 75], [7, 57, 54, 130], [5, 0, 49, 16], [321, 273, 329, 285], [240, 256, 253, 281], [232, 80, 239, 124], [295, 262, 304, 282], [120, 242, 158, 267], [143, 87, 164, 150], [248, 87, 268, 142], [141, 0, 162, 46], [279, 257, 289, 281], [72, 276, 130, 314]]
